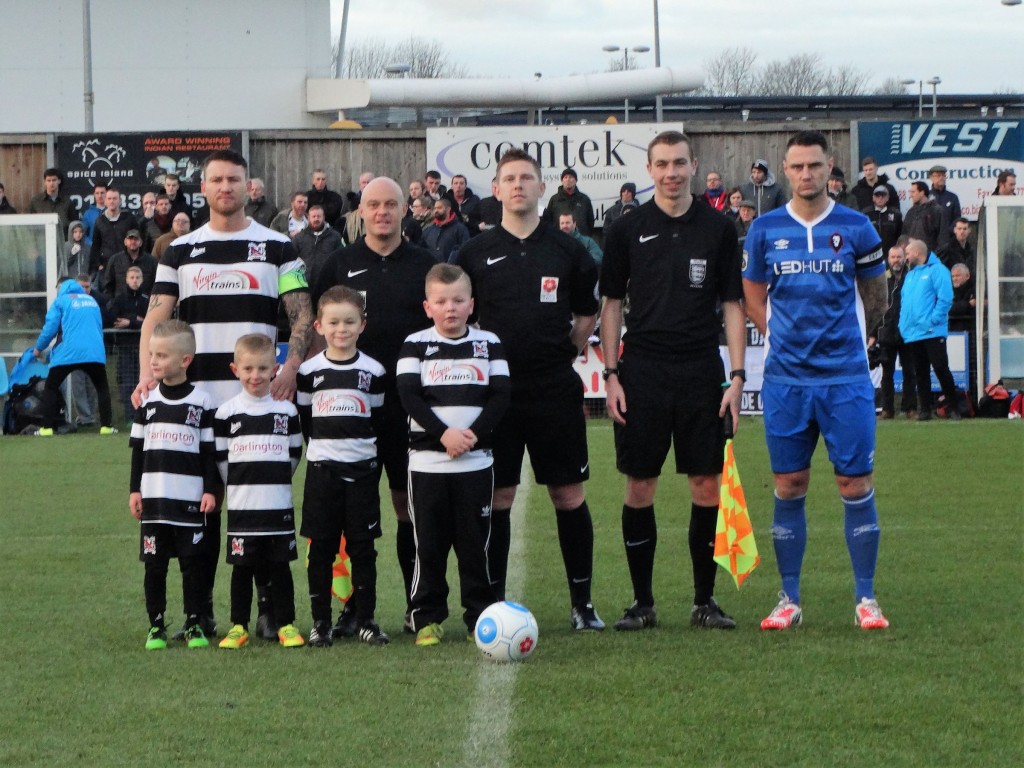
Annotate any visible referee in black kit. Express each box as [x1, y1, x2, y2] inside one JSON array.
[[455, 148, 605, 631], [600, 130, 746, 632]]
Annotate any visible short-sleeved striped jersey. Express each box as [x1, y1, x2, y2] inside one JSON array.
[[396, 326, 511, 473], [152, 220, 307, 405], [296, 350, 386, 473], [129, 383, 216, 526], [214, 391, 302, 536], [742, 201, 884, 385]]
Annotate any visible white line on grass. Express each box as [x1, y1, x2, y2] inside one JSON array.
[[461, 469, 530, 768]]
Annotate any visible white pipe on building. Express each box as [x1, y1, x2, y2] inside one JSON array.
[[306, 67, 702, 112]]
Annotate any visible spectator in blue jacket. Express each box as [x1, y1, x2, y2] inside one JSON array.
[[32, 277, 115, 435], [898, 238, 963, 421]]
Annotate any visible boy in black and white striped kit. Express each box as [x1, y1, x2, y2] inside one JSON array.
[[129, 320, 218, 650], [214, 334, 305, 649], [297, 286, 389, 647], [396, 264, 511, 647]]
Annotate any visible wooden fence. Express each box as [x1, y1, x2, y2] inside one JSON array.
[[0, 122, 854, 212]]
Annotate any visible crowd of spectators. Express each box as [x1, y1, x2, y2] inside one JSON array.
[[3, 153, 1017, 428]]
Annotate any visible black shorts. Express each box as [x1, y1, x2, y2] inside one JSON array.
[[377, 389, 411, 492], [139, 522, 214, 563], [225, 532, 299, 566], [492, 369, 589, 488], [613, 352, 725, 479], [300, 463, 382, 543]]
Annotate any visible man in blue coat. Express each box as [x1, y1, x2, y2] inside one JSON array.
[[33, 277, 116, 435], [898, 238, 963, 421]]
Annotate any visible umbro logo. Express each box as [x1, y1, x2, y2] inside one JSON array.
[[774, 239, 790, 250], [424, 345, 439, 356], [313, 375, 325, 387], [347, 269, 368, 278], [639, 234, 659, 243], [189, 247, 206, 259], [230, 421, 242, 434], [486, 255, 507, 265], [146, 408, 156, 419]]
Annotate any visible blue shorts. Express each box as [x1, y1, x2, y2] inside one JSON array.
[[762, 380, 875, 477]]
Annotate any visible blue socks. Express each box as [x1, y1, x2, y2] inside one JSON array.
[[771, 494, 807, 604], [843, 489, 880, 602]]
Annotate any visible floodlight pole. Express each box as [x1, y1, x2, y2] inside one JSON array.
[[82, 0, 94, 131]]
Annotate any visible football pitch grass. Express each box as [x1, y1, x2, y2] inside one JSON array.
[[1, 418, 1021, 767]]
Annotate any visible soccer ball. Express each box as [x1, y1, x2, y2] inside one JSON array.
[[474, 601, 539, 662]]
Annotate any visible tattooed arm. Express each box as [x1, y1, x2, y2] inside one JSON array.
[[131, 293, 175, 408], [271, 290, 314, 401], [857, 272, 888, 343]]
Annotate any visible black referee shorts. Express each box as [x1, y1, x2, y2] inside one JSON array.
[[613, 352, 725, 479], [376, 389, 411, 492], [300, 463, 382, 543], [492, 368, 589, 488]]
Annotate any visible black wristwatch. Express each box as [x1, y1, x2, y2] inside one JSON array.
[[729, 369, 746, 383], [602, 368, 619, 381]]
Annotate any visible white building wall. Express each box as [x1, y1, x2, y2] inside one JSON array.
[[0, 0, 333, 132]]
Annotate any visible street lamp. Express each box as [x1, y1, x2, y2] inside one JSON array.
[[602, 44, 650, 123], [927, 76, 941, 117], [900, 78, 923, 118]]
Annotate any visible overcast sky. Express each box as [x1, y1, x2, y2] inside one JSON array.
[[331, 0, 1022, 94]]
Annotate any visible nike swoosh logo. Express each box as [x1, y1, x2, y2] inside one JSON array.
[[625, 538, 651, 547], [348, 269, 368, 277], [571, 577, 590, 584], [368, 521, 379, 531], [639, 234, 659, 243], [486, 256, 507, 265], [580, 463, 589, 474]]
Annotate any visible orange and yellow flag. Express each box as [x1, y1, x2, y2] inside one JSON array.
[[714, 437, 760, 588]]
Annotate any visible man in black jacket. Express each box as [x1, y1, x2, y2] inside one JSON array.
[[868, 245, 917, 420], [29, 168, 76, 242], [861, 186, 903, 256], [852, 157, 899, 211], [306, 169, 344, 226], [91, 186, 139, 280]]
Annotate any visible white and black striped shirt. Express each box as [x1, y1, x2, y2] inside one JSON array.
[[214, 392, 302, 536], [396, 327, 511, 473], [129, 381, 217, 527], [152, 220, 307, 405], [296, 350, 386, 477]]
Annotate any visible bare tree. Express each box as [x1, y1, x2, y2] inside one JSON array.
[[828, 64, 872, 96], [757, 53, 829, 96], [699, 47, 759, 96], [873, 77, 911, 96], [700, 48, 876, 96], [338, 36, 469, 79]]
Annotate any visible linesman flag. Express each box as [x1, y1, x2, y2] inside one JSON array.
[[714, 417, 759, 588]]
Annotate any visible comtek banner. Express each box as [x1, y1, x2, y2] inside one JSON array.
[[857, 119, 1022, 220], [426, 124, 684, 226], [55, 132, 243, 216]]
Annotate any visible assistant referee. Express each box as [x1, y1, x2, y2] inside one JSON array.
[[600, 130, 746, 632]]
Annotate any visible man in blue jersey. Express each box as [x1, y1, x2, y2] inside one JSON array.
[[742, 131, 891, 631]]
